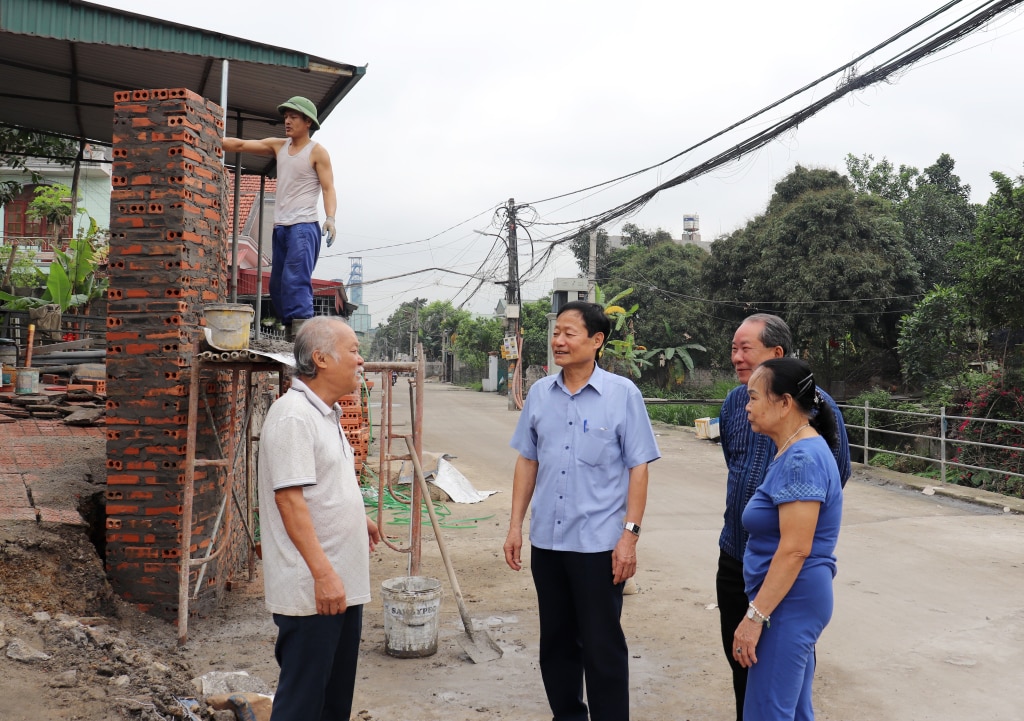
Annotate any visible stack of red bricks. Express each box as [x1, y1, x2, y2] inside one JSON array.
[[338, 382, 372, 476], [105, 88, 235, 620]]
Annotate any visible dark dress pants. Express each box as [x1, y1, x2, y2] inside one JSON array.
[[531, 545, 628, 721], [716, 549, 748, 721], [270, 604, 363, 721]]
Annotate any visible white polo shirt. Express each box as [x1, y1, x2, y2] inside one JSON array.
[[257, 378, 370, 615]]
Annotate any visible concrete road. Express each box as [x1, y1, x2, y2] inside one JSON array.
[[410, 380, 1024, 720]]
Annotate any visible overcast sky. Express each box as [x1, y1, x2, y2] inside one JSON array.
[[95, 1, 1024, 324]]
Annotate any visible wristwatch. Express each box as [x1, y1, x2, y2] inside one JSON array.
[[623, 522, 641, 537], [746, 603, 770, 626]]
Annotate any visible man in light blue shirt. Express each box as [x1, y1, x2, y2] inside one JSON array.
[[504, 301, 660, 721]]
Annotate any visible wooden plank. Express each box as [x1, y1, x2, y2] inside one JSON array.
[[34, 338, 96, 353]]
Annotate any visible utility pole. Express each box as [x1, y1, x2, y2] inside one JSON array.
[[408, 305, 418, 360], [505, 197, 520, 411], [587, 229, 597, 302]]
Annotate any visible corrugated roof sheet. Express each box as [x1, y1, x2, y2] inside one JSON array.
[[0, 0, 366, 176], [1, 0, 309, 67]]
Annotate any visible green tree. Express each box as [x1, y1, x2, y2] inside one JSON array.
[[619, 222, 674, 249], [452, 315, 503, 370], [898, 154, 978, 289], [0, 128, 77, 207], [702, 165, 922, 380], [519, 297, 552, 369], [847, 153, 978, 291], [897, 286, 981, 388], [0, 246, 40, 289], [955, 171, 1024, 329], [568, 227, 609, 276], [601, 240, 710, 358], [845, 152, 919, 203], [368, 298, 427, 360], [27, 183, 81, 248], [417, 300, 470, 361]]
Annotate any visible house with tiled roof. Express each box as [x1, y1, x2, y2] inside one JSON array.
[[224, 171, 276, 271]]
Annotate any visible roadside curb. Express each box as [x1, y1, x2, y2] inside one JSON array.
[[853, 463, 1024, 515], [660, 423, 1024, 515]]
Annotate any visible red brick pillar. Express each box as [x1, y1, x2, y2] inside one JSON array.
[[105, 88, 231, 619]]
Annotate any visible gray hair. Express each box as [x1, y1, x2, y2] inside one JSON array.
[[293, 317, 347, 379], [744, 313, 792, 356]]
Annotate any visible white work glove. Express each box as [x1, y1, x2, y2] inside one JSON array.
[[323, 216, 336, 248]]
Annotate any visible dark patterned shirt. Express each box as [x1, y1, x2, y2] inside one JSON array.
[[718, 384, 850, 560]]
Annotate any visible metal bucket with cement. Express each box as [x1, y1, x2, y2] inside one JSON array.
[[381, 576, 442, 658], [203, 303, 254, 350], [14, 367, 39, 395]]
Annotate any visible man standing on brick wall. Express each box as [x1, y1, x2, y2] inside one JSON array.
[[258, 317, 379, 721], [224, 96, 336, 340]]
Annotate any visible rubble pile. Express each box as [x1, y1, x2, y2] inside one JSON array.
[[0, 389, 106, 425], [0, 609, 212, 721]]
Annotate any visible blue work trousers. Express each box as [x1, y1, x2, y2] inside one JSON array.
[[531, 545, 629, 721], [270, 221, 321, 324], [269, 605, 363, 721]]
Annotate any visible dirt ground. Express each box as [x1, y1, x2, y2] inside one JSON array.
[[4, 380, 1023, 721], [0, 385, 734, 721]]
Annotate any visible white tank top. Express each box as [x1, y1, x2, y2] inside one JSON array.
[[274, 139, 321, 226]]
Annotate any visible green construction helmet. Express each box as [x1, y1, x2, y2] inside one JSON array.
[[277, 96, 320, 130]]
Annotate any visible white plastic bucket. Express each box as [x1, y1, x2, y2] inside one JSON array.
[[381, 576, 442, 658]]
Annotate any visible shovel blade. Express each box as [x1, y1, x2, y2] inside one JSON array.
[[455, 628, 503, 663]]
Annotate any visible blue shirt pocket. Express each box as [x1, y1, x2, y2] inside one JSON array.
[[577, 428, 617, 467]]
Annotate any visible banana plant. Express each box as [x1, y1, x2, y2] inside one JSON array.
[[595, 285, 649, 378]]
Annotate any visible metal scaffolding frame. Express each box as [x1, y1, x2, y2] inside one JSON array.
[[177, 343, 282, 645], [175, 345, 428, 645]]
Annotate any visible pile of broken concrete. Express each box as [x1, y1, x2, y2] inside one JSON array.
[[0, 389, 105, 425]]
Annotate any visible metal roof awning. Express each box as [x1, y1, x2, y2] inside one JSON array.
[[0, 0, 366, 176]]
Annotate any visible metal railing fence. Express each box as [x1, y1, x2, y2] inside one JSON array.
[[640, 396, 1023, 494], [837, 402, 1024, 488]]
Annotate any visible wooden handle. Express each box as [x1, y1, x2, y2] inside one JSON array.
[[25, 324, 35, 368], [404, 435, 474, 629]]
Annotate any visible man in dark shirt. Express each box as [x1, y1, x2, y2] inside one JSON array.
[[717, 313, 851, 721]]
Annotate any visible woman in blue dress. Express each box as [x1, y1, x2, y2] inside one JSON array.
[[732, 357, 843, 721]]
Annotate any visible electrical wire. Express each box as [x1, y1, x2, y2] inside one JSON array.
[[518, 0, 1024, 278], [521, 0, 972, 209], [312, 204, 504, 261]]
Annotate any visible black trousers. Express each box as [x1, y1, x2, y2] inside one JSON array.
[[270, 604, 363, 721], [716, 549, 748, 721], [531, 545, 628, 721]]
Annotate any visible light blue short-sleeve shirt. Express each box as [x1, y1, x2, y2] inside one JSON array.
[[510, 364, 660, 553]]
